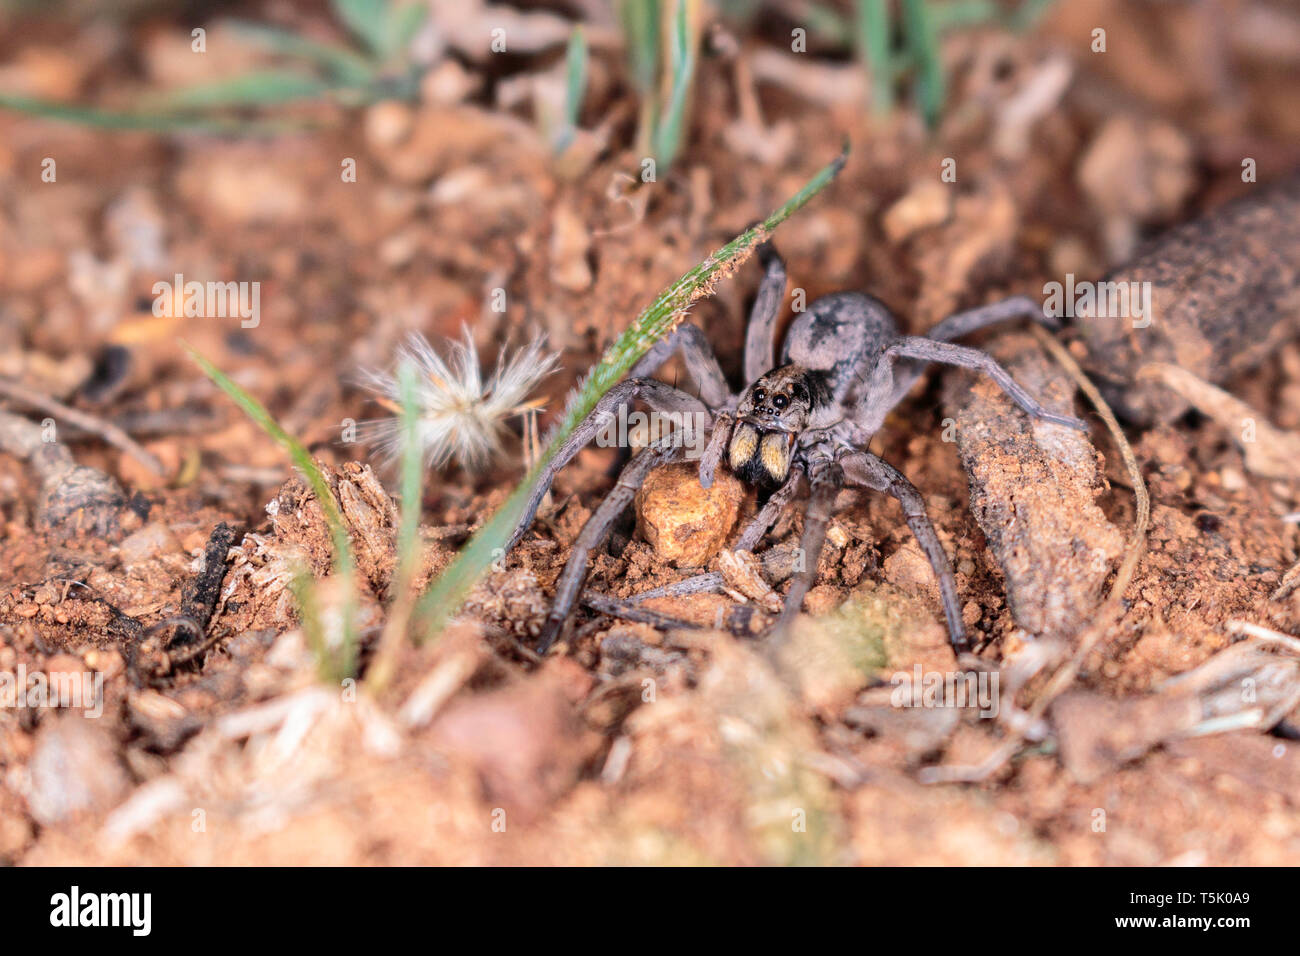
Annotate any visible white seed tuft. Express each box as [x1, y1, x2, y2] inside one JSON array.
[[357, 329, 560, 471]]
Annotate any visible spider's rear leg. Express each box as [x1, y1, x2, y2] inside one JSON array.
[[886, 337, 1088, 432], [923, 295, 1060, 343], [535, 440, 683, 654], [504, 379, 708, 555], [840, 450, 970, 654]]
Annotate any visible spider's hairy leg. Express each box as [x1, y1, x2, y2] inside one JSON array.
[[743, 240, 788, 384], [596, 541, 802, 607], [536, 440, 683, 654], [629, 323, 733, 411], [923, 295, 1060, 342], [505, 379, 708, 554], [886, 337, 1089, 431], [771, 458, 840, 636], [583, 543, 803, 636], [840, 450, 970, 653], [698, 411, 734, 489], [735, 471, 803, 550]]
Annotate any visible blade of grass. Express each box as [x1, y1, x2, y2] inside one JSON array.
[[652, 0, 699, 171], [926, 0, 999, 32], [330, 0, 392, 59], [381, 1, 429, 62], [901, 0, 945, 128], [368, 360, 424, 690], [225, 19, 378, 85], [805, 3, 853, 45], [186, 343, 358, 679], [855, 0, 894, 116], [291, 567, 335, 683], [410, 145, 848, 643], [0, 92, 307, 132], [551, 25, 588, 155], [618, 0, 661, 155], [138, 68, 338, 111], [1007, 0, 1057, 31]]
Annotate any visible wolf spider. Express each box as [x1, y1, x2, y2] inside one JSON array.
[[506, 241, 1086, 655]]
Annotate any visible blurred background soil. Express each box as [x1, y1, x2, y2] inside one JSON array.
[[2, 0, 1300, 865]]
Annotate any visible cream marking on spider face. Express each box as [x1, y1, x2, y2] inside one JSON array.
[[729, 421, 759, 472], [759, 431, 793, 483]]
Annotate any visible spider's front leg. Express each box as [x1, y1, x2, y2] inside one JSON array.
[[629, 322, 732, 411], [735, 471, 802, 550], [504, 378, 708, 555], [697, 411, 734, 489], [743, 240, 788, 384], [839, 450, 970, 654], [771, 457, 841, 636], [536, 439, 684, 653]]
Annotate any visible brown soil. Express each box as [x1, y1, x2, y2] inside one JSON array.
[[2, 0, 1300, 866]]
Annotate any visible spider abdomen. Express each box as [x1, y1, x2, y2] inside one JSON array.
[[781, 292, 898, 400]]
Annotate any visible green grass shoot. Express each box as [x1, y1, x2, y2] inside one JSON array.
[[186, 344, 358, 681], [856, 0, 894, 116], [0, 0, 427, 132]]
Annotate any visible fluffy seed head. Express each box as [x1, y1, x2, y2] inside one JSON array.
[[357, 329, 559, 471]]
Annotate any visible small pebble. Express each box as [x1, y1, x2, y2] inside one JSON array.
[[635, 463, 744, 567]]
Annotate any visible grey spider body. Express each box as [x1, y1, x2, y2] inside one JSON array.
[[507, 241, 1087, 655], [782, 292, 898, 400]]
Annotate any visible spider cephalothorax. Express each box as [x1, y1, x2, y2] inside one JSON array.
[[505, 240, 1087, 655], [728, 366, 834, 486]]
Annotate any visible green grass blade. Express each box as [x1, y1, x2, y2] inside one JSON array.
[[652, 0, 699, 170], [0, 92, 306, 132], [552, 26, 588, 154], [410, 146, 848, 642], [225, 19, 378, 85], [330, 0, 392, 59], [805, 3, 853, 45], [186, 343, 358, 678], [564, 26, 588, 131], [138, 69, 337, 111], [618, 0, 661, 94], [855, 0, 893, 115], [395, 360, 423, 572], [618, 0, 661, 155], [382, 1, 429, 62], [364, 360, 425, 689], [1007, 0, 1057, 31], [901, 0, 946, 128]]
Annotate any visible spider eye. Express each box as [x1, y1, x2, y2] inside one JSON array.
[[752, 387, 766, 403], [772, 394, 789, 410]]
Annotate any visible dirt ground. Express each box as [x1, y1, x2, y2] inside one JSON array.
[[3, 0, 1300, 866]]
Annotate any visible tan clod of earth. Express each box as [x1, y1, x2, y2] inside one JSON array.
[[634, 462, 743, 567], [881, 179, 954, 244]]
